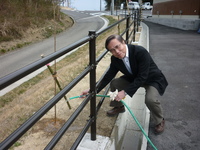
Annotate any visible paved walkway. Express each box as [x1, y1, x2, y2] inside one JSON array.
[[144, 21, 200, 150]]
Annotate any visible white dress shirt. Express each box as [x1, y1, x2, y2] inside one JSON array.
[[122, 45, 132, 74]]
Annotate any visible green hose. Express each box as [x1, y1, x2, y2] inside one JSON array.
[[69, 94, 157, 150], [120, 100, 157, 150]]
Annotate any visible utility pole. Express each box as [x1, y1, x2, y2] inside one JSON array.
[[111, 0, 114, 15], [138, 0, 142, 5], [66, 0, 70, 7], [100, 0, 101, 11]]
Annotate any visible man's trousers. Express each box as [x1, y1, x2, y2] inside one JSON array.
[[109, 77, 164, 125]]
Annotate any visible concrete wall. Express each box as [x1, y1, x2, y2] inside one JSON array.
[[152, 0, 200, 19], [145, 17, 200, 30]]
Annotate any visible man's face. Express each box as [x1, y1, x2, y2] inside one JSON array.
[[107, 39, 126, 59]]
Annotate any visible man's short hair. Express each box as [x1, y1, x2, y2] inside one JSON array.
[[105, 35, 125, 50]]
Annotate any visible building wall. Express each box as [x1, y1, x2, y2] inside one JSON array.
[[152, 0, 200, 18]]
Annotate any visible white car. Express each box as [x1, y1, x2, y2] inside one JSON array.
[[142, 2, 153, 10], [128, 2, 140, 10]]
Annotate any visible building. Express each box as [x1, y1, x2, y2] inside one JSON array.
[[146, 0, 200, 30]]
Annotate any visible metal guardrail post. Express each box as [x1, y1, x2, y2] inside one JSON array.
[[126, 15, 130, 43], [137, 9, 140, 32], [89, 31, 97, 141]]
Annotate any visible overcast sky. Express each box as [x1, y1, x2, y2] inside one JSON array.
[[68, 0, 106, 11]]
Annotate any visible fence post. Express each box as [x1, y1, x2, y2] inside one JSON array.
[[88, 30, 97, 141], [137, 9, 140, 32], [126, 15, 130, 43], [133, 11, 136, 42]]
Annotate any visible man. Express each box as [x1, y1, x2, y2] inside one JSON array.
[[82, 35, 168, 134]]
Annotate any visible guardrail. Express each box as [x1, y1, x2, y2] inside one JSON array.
[[0, 10, 141, 150]]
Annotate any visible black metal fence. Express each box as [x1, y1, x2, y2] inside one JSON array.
[[0, 10, 140, 150]]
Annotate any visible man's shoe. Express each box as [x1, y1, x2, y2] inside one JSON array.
[[155, 118, 165, 134], [107, 106, 125, 117]]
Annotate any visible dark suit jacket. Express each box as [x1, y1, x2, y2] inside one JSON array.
[[97, 44, 168, 97]]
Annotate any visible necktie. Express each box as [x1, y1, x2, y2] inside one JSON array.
[[123, 57, 132, 74]]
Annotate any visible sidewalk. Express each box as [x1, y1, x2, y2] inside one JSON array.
[[144, 21, 200, 150]]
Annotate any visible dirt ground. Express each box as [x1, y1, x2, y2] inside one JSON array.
[[0, 17, 121, 150]]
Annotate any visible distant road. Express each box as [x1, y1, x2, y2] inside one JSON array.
[[0, 10, 107, 78]]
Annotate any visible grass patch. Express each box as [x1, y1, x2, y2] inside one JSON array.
[[103, 15, 118, 25], [0, 36, 13, 43], [12, 142, 22, 148], [0, 49, 6, 53]]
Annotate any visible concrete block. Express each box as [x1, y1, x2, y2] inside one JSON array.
[[126, 109, 145, 130], [135, 32, 141, 42], [120, 130, 142, 150], [77, 133, 111, 150]]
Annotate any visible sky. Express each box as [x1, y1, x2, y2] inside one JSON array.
[[64, 0, 106, 11]]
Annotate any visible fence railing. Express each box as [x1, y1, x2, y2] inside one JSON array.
[[0, 10, 140, 150]]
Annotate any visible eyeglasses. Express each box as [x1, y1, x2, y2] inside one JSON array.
[[109, 43, 121, 53]]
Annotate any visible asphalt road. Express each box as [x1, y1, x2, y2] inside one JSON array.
[[144, 21, 200, 150], [0, 10, 106, 78]]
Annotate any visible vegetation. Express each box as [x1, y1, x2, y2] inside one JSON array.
[[0, 0, 73, 54], [0, 0, 57, 41]]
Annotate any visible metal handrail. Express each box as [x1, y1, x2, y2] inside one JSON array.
[[0, 37, 91, 90], [0, 10, 140, 150]]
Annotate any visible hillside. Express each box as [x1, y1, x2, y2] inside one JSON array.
[[0, 0, 73, 55]]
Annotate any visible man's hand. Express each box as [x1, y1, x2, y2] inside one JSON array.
[[81, 89, 89, 98], [115, 90, 126, 101]]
